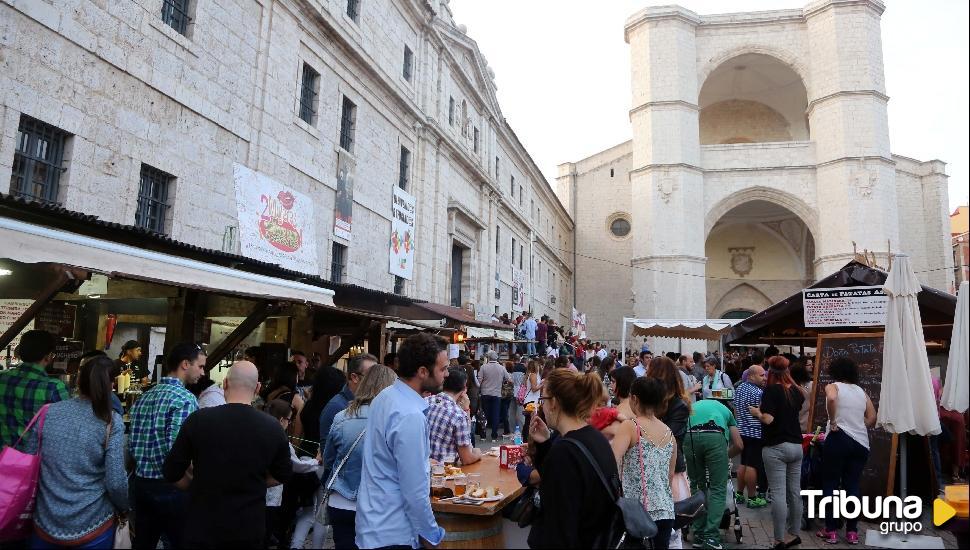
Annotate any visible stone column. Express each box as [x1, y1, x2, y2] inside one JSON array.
[[625, 6, 706, 321], [805, 0, 899, 277]]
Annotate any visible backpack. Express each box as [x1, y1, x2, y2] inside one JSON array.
[[501, 377, 515, 400]]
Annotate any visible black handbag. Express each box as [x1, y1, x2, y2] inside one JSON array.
[[674, 490, 706, 529], [505, 485, 539, 528], [563, 438, 658, 548]]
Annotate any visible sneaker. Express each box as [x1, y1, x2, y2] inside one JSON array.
[[846, 531, 860, 545], [734, 491, 746, 504], [747, 496, 768, 508], [816, 529, 837, 544], [692, 537, 723, 550]]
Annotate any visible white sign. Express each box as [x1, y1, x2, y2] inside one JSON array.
[[0, 299, 34, 354], [803, 286, 888, 327], [233, 163, 319, 274], [512, 269, 527, 310], [389, 186, 416, 280]]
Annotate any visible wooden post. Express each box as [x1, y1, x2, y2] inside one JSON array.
[[0, 265, 87, 351], [324, 321, 379, 369], [205, 301, 284, 370]]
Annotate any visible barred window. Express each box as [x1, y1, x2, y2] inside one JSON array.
[[394, 276, 405, 295], [473, 127, 479, 153], [403, 46, 414, 82], [519, 185, 523, 205], [398, 146, 411, 190], [495, 225, 500, 254], [10, 116, 68, 204], [510, 175, 515, 197], [135, 164, 173, 234], [448, 97, 455, 126], [161, 0, 191, 36], [346, 0, 360, 22], [511, 237, 516, 266], [298, 63, 319, 125], [331, 242, 347, 283], [339, 96, 356, 152]]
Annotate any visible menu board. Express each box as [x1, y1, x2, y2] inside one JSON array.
[[809, 333, 896, 497], [803, 286, 887, 327], [0, 299, 34, 353], [35, 303, 77, 339]]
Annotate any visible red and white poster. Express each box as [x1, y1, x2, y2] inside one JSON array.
[[233, 163, 319, 274], [389, 186, 416, 280]]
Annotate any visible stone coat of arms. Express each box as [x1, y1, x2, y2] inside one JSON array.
[[729, 247, 755, 277]]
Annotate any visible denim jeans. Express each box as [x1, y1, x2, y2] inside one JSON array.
[[499, 397, 512, 434], [822, 430, 869, 533], [481, 395, 501, 438], [762, 442, 804, 542], [328, 507, 357, 550], [130, 476, 187, 550], [526, 341, 536, 356]]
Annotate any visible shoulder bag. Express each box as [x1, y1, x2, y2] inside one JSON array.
[[562, 437, 657, 548], [0, 404, 50, 542], [314, 428, 366, 525]]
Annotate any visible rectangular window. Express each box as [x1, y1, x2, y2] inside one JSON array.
[[135, 164, 173, 234], [298, 63, 319, 125], [473, 127, 480, 153], [398, 146, 411, 190], [161, 0, 191, 35], [346, 0, 360, 22], [448, 97, 455, 126], [519, 185, 523, 206], [510, 175, 515, 196], [339, 96, 356, 152], [511, 237, 516, 266], [10, 116, 68, 204], [519, 244, 524, 270], [394, 275, 405, 295], [331, 242, 347, 283], [403, 46, 414, 82], [495, 225, 500, 254], [495, 156, 499, 179]]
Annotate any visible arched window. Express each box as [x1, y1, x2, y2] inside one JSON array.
[[722, 309, 756, 320]]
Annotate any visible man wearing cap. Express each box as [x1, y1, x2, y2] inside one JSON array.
[[117, 339, 148, 384]]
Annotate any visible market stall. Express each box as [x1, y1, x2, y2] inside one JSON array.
[[619, 318, 742, 365]]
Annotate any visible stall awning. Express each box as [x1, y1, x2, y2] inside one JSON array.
[[465, 326, 515, 341], [630, 319, 742, 340], [0, 217, 336, 307], [386, 319, 450, 331], [409, 302, 511, 330]]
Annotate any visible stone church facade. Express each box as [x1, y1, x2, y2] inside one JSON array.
[[556, 0, 954, 347]]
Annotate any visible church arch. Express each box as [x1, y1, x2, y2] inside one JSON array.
[[699, 46, 811, 92], [710, 282, 774, 319], [704, 186, 818, 243]]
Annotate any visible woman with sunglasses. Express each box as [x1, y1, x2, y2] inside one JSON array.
[[527, 369, 618, 548]]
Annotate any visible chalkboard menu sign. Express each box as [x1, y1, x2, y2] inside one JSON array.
[[35, 303, 77, 339], [809, 332, 897, 497]]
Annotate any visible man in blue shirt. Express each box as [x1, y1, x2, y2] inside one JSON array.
[[522, 312, 537, 356], [319, 353, 377, 447], [356, 333, 449, 549]]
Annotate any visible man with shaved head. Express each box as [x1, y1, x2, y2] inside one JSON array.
[[733, 351, 769, 508], [164, 361, 292, 547]]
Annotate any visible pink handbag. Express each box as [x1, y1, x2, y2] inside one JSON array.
[[0, 404, 50, 542]]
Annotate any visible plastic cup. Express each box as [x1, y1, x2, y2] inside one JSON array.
[[453, 474, 467, 496], [467, 473, 482, 492]]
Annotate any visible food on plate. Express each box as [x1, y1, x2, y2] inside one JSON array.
[[469, 487, 486, 499], [444, 466, 463, 476], [468, 486, 500, 499], [524, 402, 537, 413]]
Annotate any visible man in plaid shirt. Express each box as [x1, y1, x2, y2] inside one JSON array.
[[0, 330, 68, 447], [425, 366, 481, 465], [127, 342, 205, 550]]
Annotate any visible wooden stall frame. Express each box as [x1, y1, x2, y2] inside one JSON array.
[[0, 264, 88, 350], [204, 300, 285, 370]]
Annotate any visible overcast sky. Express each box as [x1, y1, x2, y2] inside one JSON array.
[[449, 0, 969, 212]]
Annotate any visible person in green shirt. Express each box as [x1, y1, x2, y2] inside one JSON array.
[[683, 398, 744, 550], [0, 330, 69, 447]]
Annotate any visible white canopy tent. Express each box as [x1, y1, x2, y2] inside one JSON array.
[[620, 318, 743, 364]]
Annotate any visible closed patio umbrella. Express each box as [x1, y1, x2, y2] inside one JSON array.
[[877, 254, 942, 436], [940, 280, 969, 413]]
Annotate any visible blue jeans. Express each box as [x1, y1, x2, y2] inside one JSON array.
[[526, 341, 536, 356], [481, 395, 501, 438], [822, 430, 869, 533], [328, 507, 357, 550], [130, 476, 187, 549]]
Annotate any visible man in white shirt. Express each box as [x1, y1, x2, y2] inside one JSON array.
[[596, 344, 608, 362], [634, 350, 653, 378]]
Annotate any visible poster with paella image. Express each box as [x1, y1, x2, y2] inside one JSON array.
[[233, 163, 319, 274], [389, 185, 416, 280]]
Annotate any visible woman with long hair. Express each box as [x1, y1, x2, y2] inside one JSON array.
[[32, 356, 129, 548], [610, 377, 677, 550], [817, 358, 876, 545], [527, 369, 619, 548], [264, 361, 306, 438], [322, 365, 398, 549], [301, 364, 348, 449], [749, 356, 804, 549]]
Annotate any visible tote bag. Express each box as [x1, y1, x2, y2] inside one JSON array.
[[0, 404, 50, 542]]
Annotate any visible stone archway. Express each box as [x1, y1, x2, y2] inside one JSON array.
[[705, 186, 819, 243]]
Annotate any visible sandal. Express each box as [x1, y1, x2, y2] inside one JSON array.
[[846, 531, 860, 545], [815, 530, 837, 544]]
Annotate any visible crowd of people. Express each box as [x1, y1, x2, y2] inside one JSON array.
[[2, 325, 966, 550]]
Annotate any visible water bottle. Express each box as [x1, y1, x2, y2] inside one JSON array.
[[513, 426, 522, 445]]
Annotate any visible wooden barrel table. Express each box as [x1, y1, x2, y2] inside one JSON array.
[[431, 454, 525, 549]]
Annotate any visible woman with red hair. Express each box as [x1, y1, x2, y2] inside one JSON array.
[[749, 356, 805, 549]]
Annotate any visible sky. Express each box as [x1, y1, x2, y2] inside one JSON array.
[[449, 0, 969, 212]]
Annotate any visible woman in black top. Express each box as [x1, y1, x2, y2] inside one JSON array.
[[749, 356, 804, 549], [528, 369, 618, 549]]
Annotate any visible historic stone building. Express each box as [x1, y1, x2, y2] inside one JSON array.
[[557, 0, 954, 346], [0, 0, 573, 325]]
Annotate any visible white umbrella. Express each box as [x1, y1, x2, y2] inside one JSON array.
[[877, 254, 941, 436], [940, 280, 969, 413]]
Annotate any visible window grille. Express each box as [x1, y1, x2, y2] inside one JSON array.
[[346, 0, 360, 21], [448, 97, 455, 126], [403, 46, 414, 82], [398, 146, 411, 190], [394, 276, 405, 295], [135, 164, 173, 234], [299, 63, 319, 125], [161, 0, 191, 35], [10, 116, 67, 204], [331, 242, 347, 283], [339, 96, 356, 152], [473, 127, 480, 152]]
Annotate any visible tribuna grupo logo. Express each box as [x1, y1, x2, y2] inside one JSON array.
[[802, 490, 924, 535]]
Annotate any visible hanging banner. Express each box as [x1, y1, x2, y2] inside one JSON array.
[[233, 163, 319, 274], [334, 150, 355, 241], [571, 308, 588, 339], [512, 269, 527, 310], [802, 286, 888, 328], [389, 186, 416, 280]]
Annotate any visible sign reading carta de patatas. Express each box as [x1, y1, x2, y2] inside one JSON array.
[[802, 285, 888, 328]]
